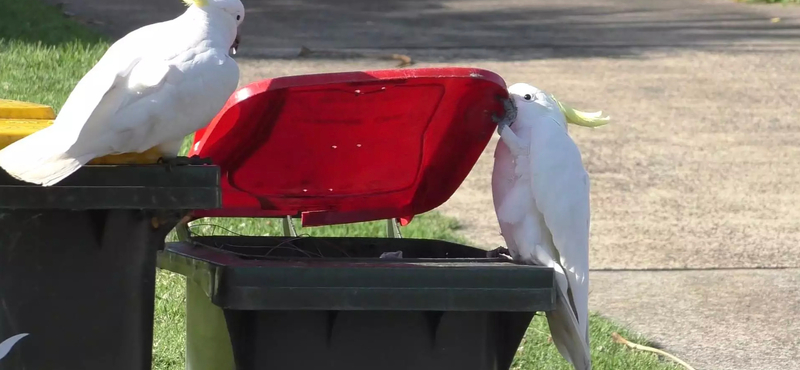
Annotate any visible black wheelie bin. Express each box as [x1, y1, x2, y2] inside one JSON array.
[[157, 67, 556, 370], [0, 98, 221, 370]]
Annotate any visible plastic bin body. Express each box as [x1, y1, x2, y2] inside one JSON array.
[[159, 237, 555, 370], [0, 165, 220, 370]]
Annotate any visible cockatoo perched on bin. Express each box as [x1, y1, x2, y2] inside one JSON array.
[[0, 0, 244, 186], [491, 83, 610, 370]]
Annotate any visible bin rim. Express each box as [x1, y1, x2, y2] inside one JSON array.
[[158, 240, 556, 312]]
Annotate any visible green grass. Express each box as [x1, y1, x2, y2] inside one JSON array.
[[1, 1, 683, 369], [173, 212, 468, 241], [0, 0, 109, 110], [518, 314, 681, 370]]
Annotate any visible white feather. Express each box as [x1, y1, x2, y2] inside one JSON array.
[[0, 1, 242, 186], [0, 333, 28, 362], [492, 83, 592, 370]]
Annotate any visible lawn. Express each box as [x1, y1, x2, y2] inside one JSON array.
[[0, 1, 682, 369]]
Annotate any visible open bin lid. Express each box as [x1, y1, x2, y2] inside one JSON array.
[[190, 67, 508, 226]]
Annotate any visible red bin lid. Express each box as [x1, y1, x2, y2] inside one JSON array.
[[190, 67, 508, 226]]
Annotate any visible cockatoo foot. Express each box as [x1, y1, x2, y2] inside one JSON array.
[[157, 155, 213, 166], [157, 156, 213, 172], [486, 246, 513, 260], [492, 96, 518, 135]]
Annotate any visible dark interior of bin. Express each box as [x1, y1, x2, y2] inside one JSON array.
[[190, 235, 494, 261]]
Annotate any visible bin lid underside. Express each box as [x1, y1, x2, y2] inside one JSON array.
[[189, 68, 508, 227]]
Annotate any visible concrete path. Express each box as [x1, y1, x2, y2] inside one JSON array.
[[40, 0, 800, 368]]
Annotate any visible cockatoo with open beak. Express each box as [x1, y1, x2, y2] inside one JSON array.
[[0, 0, 244, 186], [492, 83, 610, 370]]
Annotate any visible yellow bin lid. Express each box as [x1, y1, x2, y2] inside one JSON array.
[[0, 99, 55, 151], [0, 100, 163, 164], [0, 99, 56, 120]]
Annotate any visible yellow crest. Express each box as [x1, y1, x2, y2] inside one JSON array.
[[551, 95, 610, 128], [183, 0, 209, 7]]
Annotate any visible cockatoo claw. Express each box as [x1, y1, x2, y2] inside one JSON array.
[[486, 246, 513, 260], [492, 96, 517, 135], [188, 155, 213, 165], [157, 156, 213, 172]]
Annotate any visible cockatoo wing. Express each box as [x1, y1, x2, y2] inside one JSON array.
[[0, 20, 238, 186], [528, 117, 591, 343], [492, 124, 591, 369], [0, 22, 169, 184], [92, 50, 237, 156], [48, 21, 175, 145], [492, 135, 522, 256], [0, 55, 176, 186], [68, 58, 184, 153]]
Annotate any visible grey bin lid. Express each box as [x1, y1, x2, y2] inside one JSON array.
[[158, 236, 556, 312]]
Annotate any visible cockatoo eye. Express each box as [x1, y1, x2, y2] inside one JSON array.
[[523, 94, 533, 101], [236, 15, 241, 20]]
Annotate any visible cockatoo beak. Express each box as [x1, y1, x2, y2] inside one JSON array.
[[230, 31, 240, 56]]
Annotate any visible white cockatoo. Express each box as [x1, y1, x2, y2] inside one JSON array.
[[0, 0, 244, 186], [491, 83, 609, 370]]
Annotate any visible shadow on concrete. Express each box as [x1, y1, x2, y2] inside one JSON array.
[[25, 0, 800, 61]]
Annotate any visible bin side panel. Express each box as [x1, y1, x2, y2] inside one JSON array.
[[222, 309, 533, 370], [0, 209, 170, 370], [186, 279, 236, 370]]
